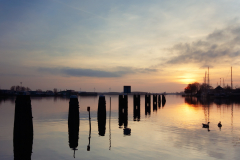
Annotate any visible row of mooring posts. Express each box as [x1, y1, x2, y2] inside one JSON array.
[[68, 96, 92, 156], [13, 94, 166, 159], [140, 94, 166, 116], [13, 95, 103, 159], [118, 95, 131, 135], [68, 95, 108, 155], [147, 94, 166, 113], [13, 95, 83, 159]]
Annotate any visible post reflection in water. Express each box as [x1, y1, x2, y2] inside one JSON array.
[[184, 96, 240, 106], [162, 94, 166, 107], [87, 106, 91, 151], [109, 97, 111, 150], [153, 95, 157, 112], [68, 96, 79, 158], [14, 95, 33, 160], [158, 95, 161, 108], [98, 95, 106, 136], [119, 95, 128, 128], [119, 95, 131, 135], [145, 94, 151, 115], [133, 95, 140, 121]]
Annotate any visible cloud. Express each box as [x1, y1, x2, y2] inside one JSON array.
[[199, 64, 214, 69], [51, 0, 107, 20], [38, 67, 157, 78], [0, 73, 34, 77], [165, 24, 240, 67]]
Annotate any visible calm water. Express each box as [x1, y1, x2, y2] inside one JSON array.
[[1, 95, 240, 160]]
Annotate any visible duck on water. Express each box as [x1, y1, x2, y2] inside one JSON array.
[[218, 121, 222, 128], [202, 122, 210, 128], [202, 122, 210, 132]]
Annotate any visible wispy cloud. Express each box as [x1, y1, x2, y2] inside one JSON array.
[[0, 73, 34, 77], [51, 0, 107, 20], [38, 67, 157, 78], [165, 24, 240, 67]]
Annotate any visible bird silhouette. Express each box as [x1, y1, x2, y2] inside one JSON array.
[[202, 122, 210, 128], [218, 121, 222, 128]]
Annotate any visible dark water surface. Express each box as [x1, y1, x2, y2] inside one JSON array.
[[1, 95, 240, 160]]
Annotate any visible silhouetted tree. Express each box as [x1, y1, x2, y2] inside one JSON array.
[[53, 88, 58, 94], [13, 86, 20, 91], [184, 82, 200, 95], [224, 85, 232, 92], [10, 85, 31, 91], [10, 86, 16, 91], [200, 83, 213, 91]]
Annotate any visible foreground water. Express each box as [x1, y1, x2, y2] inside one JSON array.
[[0, 95, 240, 160]]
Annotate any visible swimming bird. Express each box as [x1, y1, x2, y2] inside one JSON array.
[[202, 122, 210, 128], [218, 121, 222, 128]]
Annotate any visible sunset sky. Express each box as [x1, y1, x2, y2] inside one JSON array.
[[1, 0, 240, 92]]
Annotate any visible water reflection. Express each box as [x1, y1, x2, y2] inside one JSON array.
[[158, 95, 161, 108], [87, 106, 91, 151], [145, 94, 151, 115], [14, 95, 33, 160], [119, 95, 131, 135], [68, 96, 79, 158], [98, 96, 106, 136], [218, 121, 222, 131], [0, 96, 15, 105], [119, 95, 128, 128], [162, 94, 166, 107], [109, 97, 111, 150], [2, 95, 240, 159], [202, 122, 210, 132], [184, 96, 240, 106], [153, 95, 157, 112], [184, 96, 240, 133], [133, 95, 140, 121]]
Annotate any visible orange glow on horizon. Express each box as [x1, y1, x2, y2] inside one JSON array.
[[179, 78, 196, 84]]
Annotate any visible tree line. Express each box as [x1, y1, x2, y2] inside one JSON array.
[[10, 86, 58, 93], [10, 85, 31, 91], [184, 82, 232, 95]]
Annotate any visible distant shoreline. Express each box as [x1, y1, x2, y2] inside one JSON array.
[[0, 91, 183, 98]]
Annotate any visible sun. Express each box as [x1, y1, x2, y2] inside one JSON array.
[[179, 78, 196, 84], [173, 67, 199, 84]]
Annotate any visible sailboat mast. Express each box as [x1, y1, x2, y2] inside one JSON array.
[[231, 66, 233, 89], [208, 67, 209, 88], [205, 71, 206, 84]]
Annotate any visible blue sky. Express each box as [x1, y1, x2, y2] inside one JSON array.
[[1, 0, 240, 92]]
